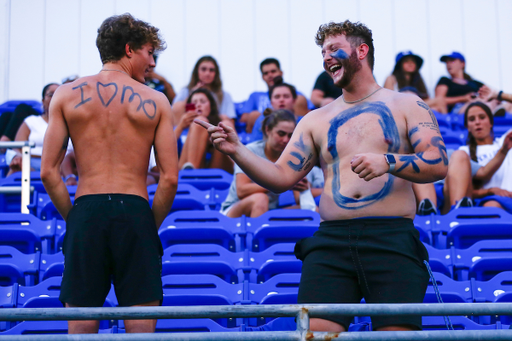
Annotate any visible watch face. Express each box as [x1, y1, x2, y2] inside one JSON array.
[[386, 154, 396, 164]]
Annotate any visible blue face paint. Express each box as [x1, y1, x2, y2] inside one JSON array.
[[331, 49, 348, 61], [327, 102, 401, 210]]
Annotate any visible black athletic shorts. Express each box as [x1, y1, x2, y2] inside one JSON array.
[[59, 194, 163, 307], [295, 217, 429, 331]]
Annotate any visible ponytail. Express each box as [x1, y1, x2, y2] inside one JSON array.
[[261, 109, 296, 138]]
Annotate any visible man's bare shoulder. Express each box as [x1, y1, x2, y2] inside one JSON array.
[[382, 89, 424, 109]]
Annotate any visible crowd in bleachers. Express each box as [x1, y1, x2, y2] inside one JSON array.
[[0, 46, 512, 334]]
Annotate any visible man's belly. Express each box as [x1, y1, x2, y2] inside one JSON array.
[[318, 169, 417, 221]]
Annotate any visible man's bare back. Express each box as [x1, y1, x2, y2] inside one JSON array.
[[56, 72, 171, 200]]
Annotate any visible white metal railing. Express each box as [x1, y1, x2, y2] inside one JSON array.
[[0, 141, 35, 213]]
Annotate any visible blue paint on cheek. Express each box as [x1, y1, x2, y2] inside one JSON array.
[[327, 101, 401, 210], [331, 49, 348, 61]]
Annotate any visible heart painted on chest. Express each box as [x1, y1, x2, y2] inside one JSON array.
[[97, 82, 118, 107]]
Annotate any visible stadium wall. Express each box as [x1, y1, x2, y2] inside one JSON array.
[[0, 0, 511, 104]]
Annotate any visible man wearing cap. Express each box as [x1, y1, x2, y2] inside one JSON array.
[[435, 51, 484, 113]]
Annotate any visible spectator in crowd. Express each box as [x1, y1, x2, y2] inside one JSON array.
[[415, 101, 512, 215], [172, 56, 235, 125], [6, 83, 62, 176], [220, 109, 322, 217], [459, 102, 512, 211], [250, 82, 299, 141], [434, 52, 484, 114], [311, 70, 342, 107], [177, 88, 232, 172], [240, 58, 311, 133], [384, 51, 428, 99], [413, 149, 475, 215], [145, 55, 176, 103], [478, 85, 512, 115], [0, 83, 58, 145]]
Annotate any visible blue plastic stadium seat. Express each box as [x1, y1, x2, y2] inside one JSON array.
[[424, 272, 472, 303], [469, 257, 512, 281], [161, 244, 244, 284], [30, 186, 77, 220], [423, 244, 451, 278], [247, 243, 301, 283], [450, 240, 512, 280], [148, 183, 227, 212], [247, 273, 300, 326], [422, 316, 508, 330], [159, 211, 244, 251], [178, 169, 233, 191], [0, 246, 39, 286], [161, 274, 244, 327], [0, 154, 9, 178], [431, 207, 512, 248], [0, 100, 42, 114], [0, 213, 55, 254], [246, 209, 320, 252], [0, 171, 45, 213], [248, 273, 300, 305], [117, 319, 242, 334], [38, 251, 63, 282]]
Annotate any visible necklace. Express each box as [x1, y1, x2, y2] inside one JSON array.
[[100, 68, 129, 76], [342, 87, 382, 104]]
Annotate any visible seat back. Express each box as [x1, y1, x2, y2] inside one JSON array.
[[178, 169, 233, 190]]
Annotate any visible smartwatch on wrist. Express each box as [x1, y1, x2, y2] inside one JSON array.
[[384, 154, 396, 173]]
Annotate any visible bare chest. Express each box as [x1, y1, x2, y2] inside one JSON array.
[[317, 101, 407, 162]]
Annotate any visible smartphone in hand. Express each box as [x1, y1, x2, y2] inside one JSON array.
[[185, 103, 196, 112]]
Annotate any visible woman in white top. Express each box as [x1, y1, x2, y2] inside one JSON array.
[[7, 83, 60, 175], [172, 56, 235, 126], [459, 102, 512, 211]]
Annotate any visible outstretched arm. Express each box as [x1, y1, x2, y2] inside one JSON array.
[[474, 130, 512, 182], [41, 89, 73, 219], [351, 98, 448, 183], [195, 116, 319, 193]]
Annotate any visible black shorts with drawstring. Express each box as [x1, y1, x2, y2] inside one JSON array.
[[295, 217, 429, 331], [59, 194, 163, 307]]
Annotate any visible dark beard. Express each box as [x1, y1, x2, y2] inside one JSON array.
[[335, 50, 362, 89]]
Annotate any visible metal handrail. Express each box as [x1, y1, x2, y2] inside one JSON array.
[[1, 304, 512, 340], [0, 141, 35, 213]]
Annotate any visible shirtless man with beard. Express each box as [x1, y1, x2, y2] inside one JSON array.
[[41, 14, 178, 334], [197, 20, 447, 333]]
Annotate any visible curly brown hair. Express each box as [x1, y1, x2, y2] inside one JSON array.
[[96, 13, 166, 64], [315, 20, 375, 71]]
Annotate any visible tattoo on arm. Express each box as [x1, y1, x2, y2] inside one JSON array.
[[287, 133, 313, 172], [72, 82, 92, 109], [396, 136, 449, 173], [416, 101, 440, 133], [396, 155, 420, 173]]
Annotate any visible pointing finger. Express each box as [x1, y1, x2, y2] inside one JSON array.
[[194, 119, 215, 130]]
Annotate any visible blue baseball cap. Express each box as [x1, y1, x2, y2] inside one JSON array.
[[440, 52, 465, 63], [394, 51, 423, 73]]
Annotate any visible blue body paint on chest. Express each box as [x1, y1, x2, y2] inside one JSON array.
[[327, 101, 400, 210]]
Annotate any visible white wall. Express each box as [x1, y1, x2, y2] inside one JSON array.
[[1, 0, 511, 104]]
